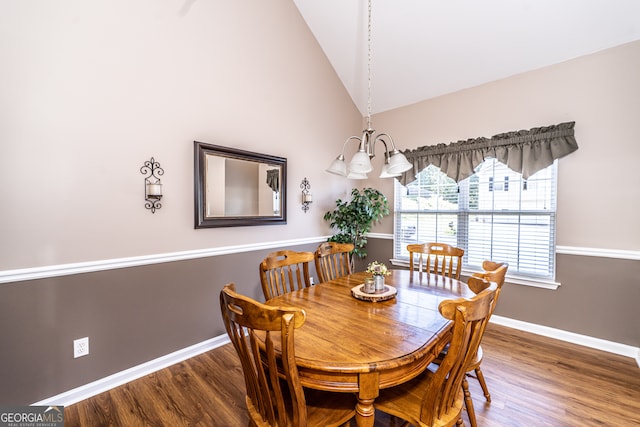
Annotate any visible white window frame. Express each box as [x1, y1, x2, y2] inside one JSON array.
[[392, 159, 560, 289]]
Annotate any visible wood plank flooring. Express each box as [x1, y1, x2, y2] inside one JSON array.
[[64, 324, 640, 426]]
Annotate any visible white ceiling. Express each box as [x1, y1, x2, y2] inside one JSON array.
[[294, 0, 640, 115]]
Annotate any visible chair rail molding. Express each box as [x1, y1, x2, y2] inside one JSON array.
[[371, 232, 639, 262], [0, 236, 331, 284], [4, 237, 637, 285], [555, 245, 640, 260]]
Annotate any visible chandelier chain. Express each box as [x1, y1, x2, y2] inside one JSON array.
[[324, 0, 413, 179], [367, 0, 372, 130]]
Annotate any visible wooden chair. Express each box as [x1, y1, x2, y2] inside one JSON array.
[[432, 261, 509, 427], [220, 284, 356, 426], [259, 250, 314, 301], [466, 261, 509, 403], [314, 242, 354, 283], [374, 277, 497, 427], [407, 243, 465, 279]]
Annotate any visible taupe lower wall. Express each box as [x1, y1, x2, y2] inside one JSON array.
[[2, 238, 637, 405], [0, 242, 321, 405], [364, 237, 640, 347]]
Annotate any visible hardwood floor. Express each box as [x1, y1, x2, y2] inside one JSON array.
[[65, 324, 640, 426]]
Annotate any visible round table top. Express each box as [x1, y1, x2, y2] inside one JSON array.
[[266, 269, 475, 375]]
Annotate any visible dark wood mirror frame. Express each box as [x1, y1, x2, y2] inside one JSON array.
[[194, 141, 287, 228]]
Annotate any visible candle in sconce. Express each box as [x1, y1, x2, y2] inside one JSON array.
[[147, 183, 163, 197], [303, 193, 313, 203]]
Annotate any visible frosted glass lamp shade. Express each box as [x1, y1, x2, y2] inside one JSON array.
[[348, 151, 373, 174], [326, 155, 348, 176], [387, 151, 412, 174], [379, 163, 401, 178]]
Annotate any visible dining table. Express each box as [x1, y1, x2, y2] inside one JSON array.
[[263, 268, 477, 427]]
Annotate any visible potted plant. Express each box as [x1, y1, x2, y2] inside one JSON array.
[[323, 187, 390, 260]]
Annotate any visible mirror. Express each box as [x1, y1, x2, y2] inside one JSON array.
[[194, 141, 287, 228]]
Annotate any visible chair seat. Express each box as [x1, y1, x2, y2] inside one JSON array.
[[375, 369, 464, 427], [247, 387, 356, 427], [304, 388, 357, 426]]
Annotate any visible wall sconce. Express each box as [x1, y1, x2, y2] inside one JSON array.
[[140, 157, 164, 213], [300, 177, 312, 213]]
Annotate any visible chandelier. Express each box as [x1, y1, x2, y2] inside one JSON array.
[[326, 0, 412, 179]]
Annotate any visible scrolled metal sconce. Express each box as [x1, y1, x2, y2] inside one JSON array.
[[140, 157, 164, 213], [300, 177, 312, 213]]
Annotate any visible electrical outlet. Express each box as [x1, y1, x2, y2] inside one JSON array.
[[74, 337, 89, 358], [310, 277, 314, 285]]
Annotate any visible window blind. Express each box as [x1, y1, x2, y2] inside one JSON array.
[[394, 160, 557, 279]]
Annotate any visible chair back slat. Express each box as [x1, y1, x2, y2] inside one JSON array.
[[407, 242, 464, 279], [260, 250, 314, 300], [314, 242, 354, 283]]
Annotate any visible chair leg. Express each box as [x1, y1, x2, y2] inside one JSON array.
[[475, 366, 491, 402], [462, 377, 477, 427]]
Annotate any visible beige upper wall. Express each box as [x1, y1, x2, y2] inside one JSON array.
[[368, 40, 640, 251], [0, 0, 360, 270], [3, 2, 638, 271]]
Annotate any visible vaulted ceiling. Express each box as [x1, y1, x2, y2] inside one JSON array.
[[294, 0, 640, 115]]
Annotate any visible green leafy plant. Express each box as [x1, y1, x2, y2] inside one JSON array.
[[323, 187, 390, 259]]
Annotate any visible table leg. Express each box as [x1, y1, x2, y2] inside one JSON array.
[[356, 372, 379, 427], [355, 397, 375, 427]]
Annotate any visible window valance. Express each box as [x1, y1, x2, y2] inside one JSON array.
[[266, 168, 280, 193], [398, 121, 578, 186]]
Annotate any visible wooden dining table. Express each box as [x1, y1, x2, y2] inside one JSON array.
[[264, 269, 477, 427]]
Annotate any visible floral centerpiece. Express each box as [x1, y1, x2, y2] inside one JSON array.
[[366, 261, 390, 291], [366, 261, 390, 276]]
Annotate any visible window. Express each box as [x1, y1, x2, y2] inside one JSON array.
[[489, 176, 509, 192], [394, 159, 557, 280]]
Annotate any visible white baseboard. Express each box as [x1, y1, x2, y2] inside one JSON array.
[[34, 316, 639, 407], [32, 335, 230, 407], [490, 315, 640, 367]]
